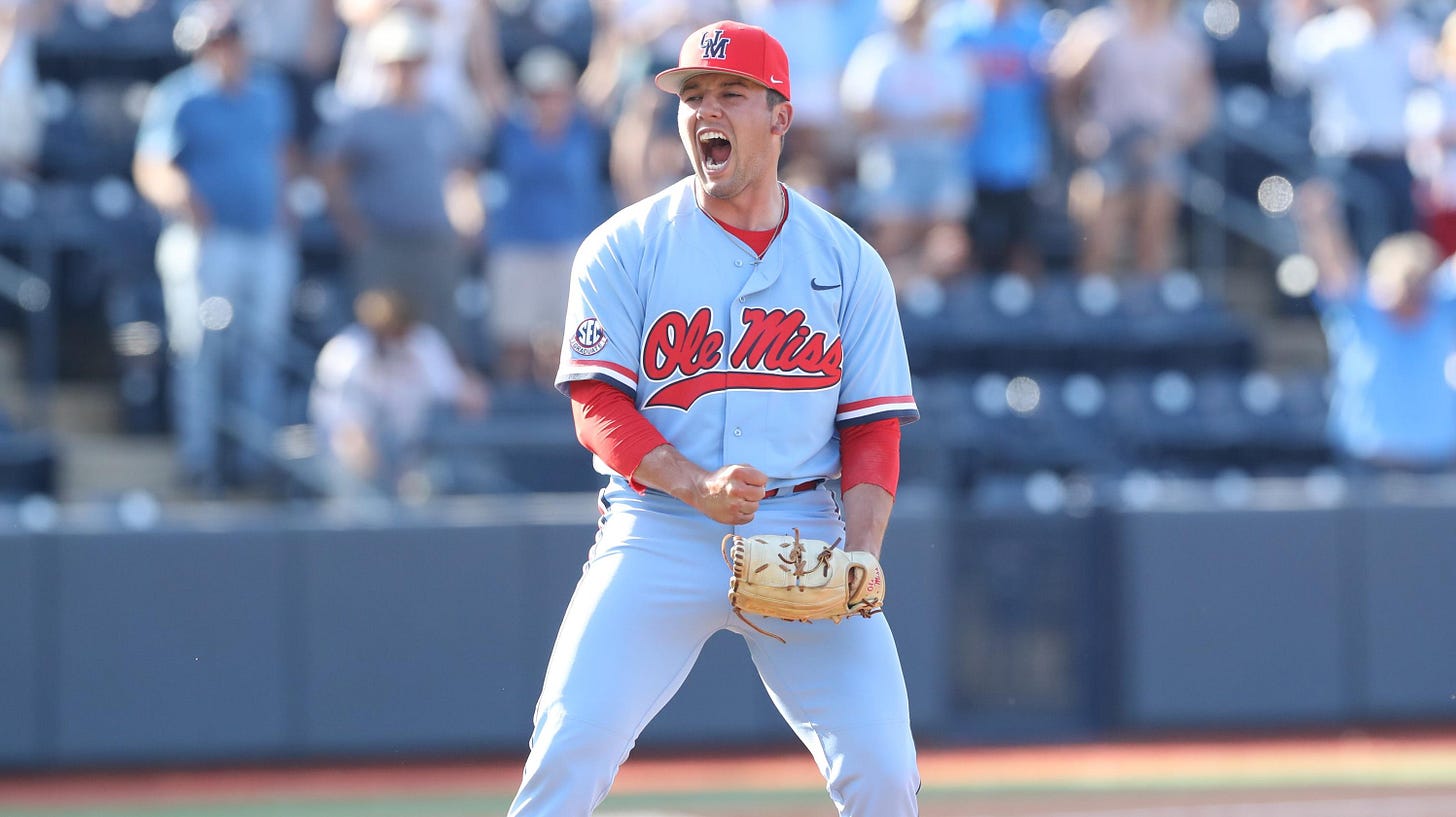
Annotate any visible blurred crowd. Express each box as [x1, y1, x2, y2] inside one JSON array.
[[2, 0, 1456, 501]]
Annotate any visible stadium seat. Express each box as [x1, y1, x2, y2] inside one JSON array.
[[38, 79, 145, 183], [36, 3, 183, 85], [422, 387, 596, 494], [1106, 369, 1220, 467], [1103, 367, 1331, 474], [901, 272, 1256, 379], [920, 274, 1080, 374], [0, 430, 59, 499], [1232, 369, 1333, 474], [915, 373, 1125, 490], [1063, 273, 1256, 374]]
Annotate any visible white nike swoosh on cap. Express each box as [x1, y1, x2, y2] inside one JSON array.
[[769, 75, 784, 84]]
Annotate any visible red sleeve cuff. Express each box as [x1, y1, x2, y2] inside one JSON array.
[[840, 418, 900, 498]]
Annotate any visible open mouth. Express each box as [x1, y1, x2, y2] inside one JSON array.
[[698, 129, 732, 173]]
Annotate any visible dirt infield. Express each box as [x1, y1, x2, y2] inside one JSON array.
[[2, 730, 1455, 816]]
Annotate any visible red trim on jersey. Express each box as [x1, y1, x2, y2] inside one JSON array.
[[570, 358, 638, 383], [840, 417, 900, 498], [707, 186, 789, 257], [838, 395, 915, 413], [569, 379, 667, 494], [712, 219, 778, 257]]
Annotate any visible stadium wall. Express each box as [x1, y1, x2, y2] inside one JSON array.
[[1, 487, 1453, 769]]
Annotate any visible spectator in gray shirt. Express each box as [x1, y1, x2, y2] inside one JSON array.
[[315, 8, 484, 359], [238, 0, 341, 144]]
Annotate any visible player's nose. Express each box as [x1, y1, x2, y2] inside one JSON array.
[[695, 96, 723, 119]]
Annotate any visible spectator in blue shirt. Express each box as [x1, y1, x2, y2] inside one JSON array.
[[936, 0, 1054, 277], [1294, 178, 1456, 472], [133, 0, 298, 495], [485, 45, 613, 386]]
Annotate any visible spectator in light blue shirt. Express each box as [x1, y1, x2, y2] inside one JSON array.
[[485, 45, 613, 386], [1294, 179, 1456, 472], [133, 0, 298, 496], [936, 0, 1054, 276], [842, 0, 978, 295]]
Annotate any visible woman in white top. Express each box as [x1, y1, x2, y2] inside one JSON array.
[[1050, 0, 1216, 276]]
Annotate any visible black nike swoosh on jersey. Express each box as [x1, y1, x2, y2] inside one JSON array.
[[811, 279, 841, 291]]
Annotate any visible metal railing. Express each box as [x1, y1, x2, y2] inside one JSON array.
[[1183, 85, 1315, 282]]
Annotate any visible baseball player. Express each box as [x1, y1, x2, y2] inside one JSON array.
[[508, 20, 921, 816]]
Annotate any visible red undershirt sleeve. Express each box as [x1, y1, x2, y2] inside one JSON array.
[[839, 418, 900, 498], [569, 379, 668, 493], [570, 381, 899, 497]]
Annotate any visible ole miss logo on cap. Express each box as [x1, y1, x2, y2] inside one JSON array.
[[653, 20, 791, 101], [700, 29, 731, 60]]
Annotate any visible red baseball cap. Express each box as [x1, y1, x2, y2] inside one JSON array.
[[654, 20, 791, 101]]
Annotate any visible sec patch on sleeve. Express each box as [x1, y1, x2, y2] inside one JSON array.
[[570, 317, 608, 356]]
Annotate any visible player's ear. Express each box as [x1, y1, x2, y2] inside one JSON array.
[[770, 102, 792, 135]]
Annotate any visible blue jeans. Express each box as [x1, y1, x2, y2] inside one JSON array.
[[156, 223, 298, 482]]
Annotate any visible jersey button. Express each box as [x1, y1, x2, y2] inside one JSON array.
[[733, 427, 743, 437], [735, 260, 743, 267]]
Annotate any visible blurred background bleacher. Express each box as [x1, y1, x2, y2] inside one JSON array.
[[0, 0, 1363, 504]]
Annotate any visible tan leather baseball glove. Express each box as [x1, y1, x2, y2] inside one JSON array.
[[720, 528, 886, 643]]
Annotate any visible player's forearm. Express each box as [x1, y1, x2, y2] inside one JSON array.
[[633, 446, 768, 526], [841, 482, 893, 559], [632, 444, 710, 502], [569, 379, 763, 522]]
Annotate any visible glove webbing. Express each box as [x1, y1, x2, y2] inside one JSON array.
[[722, 528, 846, 644]]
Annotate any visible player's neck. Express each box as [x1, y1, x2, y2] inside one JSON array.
[[696, 179, 786, 232]]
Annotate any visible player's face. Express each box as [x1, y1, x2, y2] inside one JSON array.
[[677, 74, 788, 201]]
